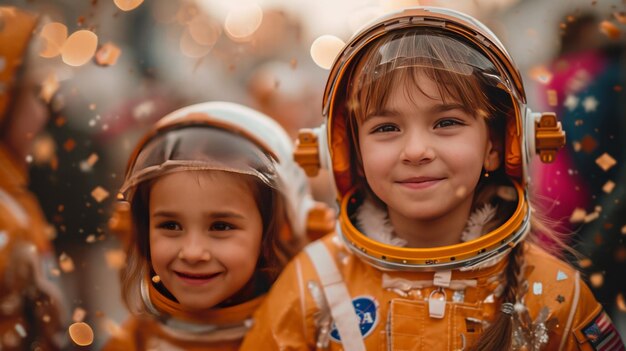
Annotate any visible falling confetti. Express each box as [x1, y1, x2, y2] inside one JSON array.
[[580, 135, 598, 154], [595, 153, 617, 172], [94, 42, 121, 66], [599, 20, 621, 40], [113, 0, 144, 12], [584, 211, 599, 223], [61, 30, 98, 66], [310, 35, 345, 70], [104, 249, 126, 270], [602, 181, 615, 194], [621, 225, 626, 235], [68, 322, 94, 346], [569, 207, 586, 223], [617, 293, 626, 312], [529, 65, 553, 84], [547, 89, 558, 106], [582, 96, 598, 112], [579, 258, 592, 268], [39, 22, 68, 58], [563, 95, 578, 111], [86, 153, 99, 167], [615, 12, 626, 24], [40, 74, 59, 104], [72, 307, 86, 323], [63, 138, 76, 152], [59, 252, 75, 273], [91, 186, 110, 203], [590, 272, 604, 288], [224, 4, 263, 40]]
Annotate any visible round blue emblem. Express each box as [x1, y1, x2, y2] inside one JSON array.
[[329, 296, 378, 342]]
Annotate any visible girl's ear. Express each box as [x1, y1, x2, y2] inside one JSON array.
[[484, 138, 501, 172]]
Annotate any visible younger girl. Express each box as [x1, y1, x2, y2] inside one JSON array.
[[103, 102, 330, 350], [242, 7, 625, 351]]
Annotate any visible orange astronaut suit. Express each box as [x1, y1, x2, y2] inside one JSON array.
[[0, 6, 65, 350], [242, 7, 625, 351]]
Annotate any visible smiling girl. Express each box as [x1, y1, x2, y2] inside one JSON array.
[[242, 7, 624, 351], [103, 102, 325, 350]]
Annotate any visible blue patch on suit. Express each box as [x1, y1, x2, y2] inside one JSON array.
[[330, 296, 378, 342]]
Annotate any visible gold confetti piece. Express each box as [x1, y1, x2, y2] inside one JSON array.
[[14, 323, 26, 337], [310, 35, 345, 70], [86, 153, 99, 167], [617, 293, 626, 312], [42, 314, 51, 323], [59, 252, 75, 273], [590, 272, 603, 288], [621, 225, 626, 235], [599, 20, 621, 40], [104, 249, 126, 270], [529, 65, 553, 84], [91, 186, 109, 203], [39, 22, 68, 58], [113, 0, 144, 12], [85, 234, 96, 243], [40, 74, 59, 103], [497, 186, 517, 201], [72, 307, 86, 322], [580, 135, 598, 154], [61, 30, 98, 67], [68, 322, 94, 346], [152, 275, 161, 283], [572, 141, 581, 152], [547, 89, 558, 106], [32, 134, 56, 165], [579, 258, 592, 268], [95, 42, 121, 66], [50, 268, 61, 277], [224, 4, 263, 40], [63, 138, 76, 152], [614, 12, 626, 24], [569, 207, 586, 223], [584, 212, 599, 223], [595, 153, 617, 171]]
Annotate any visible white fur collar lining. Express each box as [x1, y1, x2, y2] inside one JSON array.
[[354, 199, 497, 247]]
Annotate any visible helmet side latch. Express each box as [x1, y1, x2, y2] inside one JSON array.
[[294, 128, 321, 177], [535, 112, 565, 163]]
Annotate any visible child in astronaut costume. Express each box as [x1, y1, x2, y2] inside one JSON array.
[[103, 102, 333, 350], [0, 6, 66, 350], [242, 8, 625, 351]]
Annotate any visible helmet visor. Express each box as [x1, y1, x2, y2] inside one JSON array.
[[120, 126, 278, 201]]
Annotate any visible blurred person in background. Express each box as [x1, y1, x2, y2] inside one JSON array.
[[533, 11, 626, 334], [0, 6, 67, 351]]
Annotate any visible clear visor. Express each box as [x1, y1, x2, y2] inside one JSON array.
[[120, 126, 278, 201], [353, 30, 513, 95]]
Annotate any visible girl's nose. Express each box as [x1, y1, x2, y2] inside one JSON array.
[[178, 232, 211, 263], [401, 129, 435, 165]]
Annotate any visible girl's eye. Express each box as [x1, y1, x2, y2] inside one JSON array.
[[157, 221, 182, 231], [372, 124, 399, 133], [435, 119, 463, 128], [210, 222, 235, 231]]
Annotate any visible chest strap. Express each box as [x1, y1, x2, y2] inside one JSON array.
[[305, 240, 366, 351]]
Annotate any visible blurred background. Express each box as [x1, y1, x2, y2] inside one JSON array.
[[1, 0, 625, 348]]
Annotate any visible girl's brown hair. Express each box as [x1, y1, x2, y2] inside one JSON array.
[[346, 29, 572, 350], [120, 171, 291, 314]]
